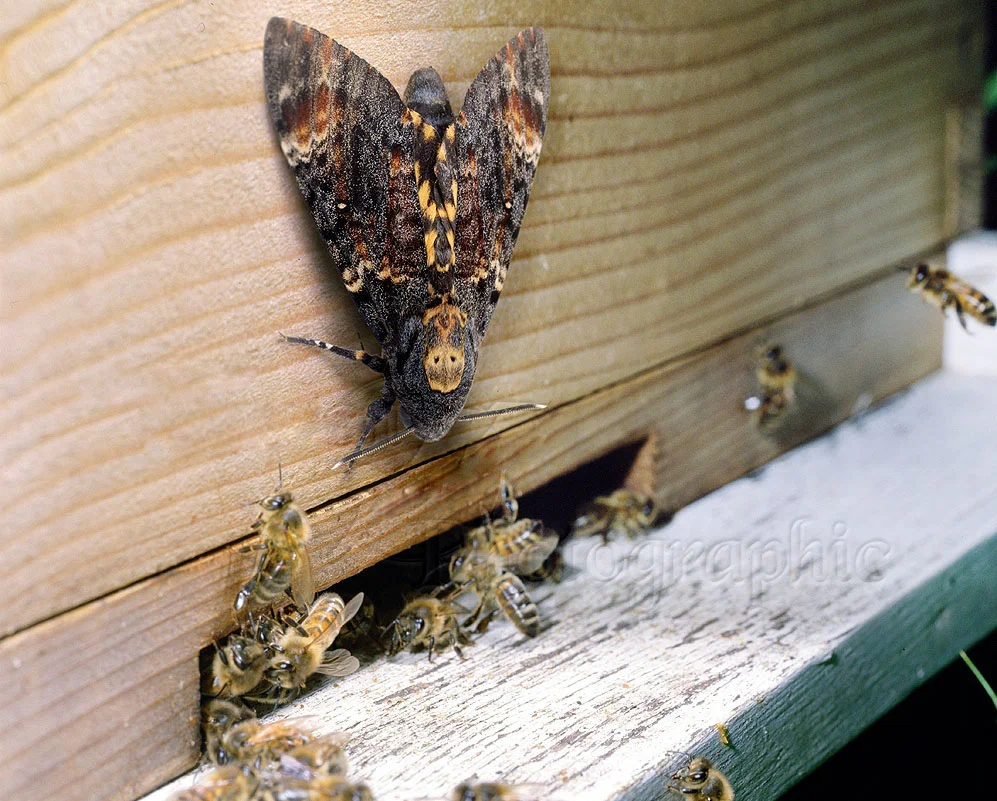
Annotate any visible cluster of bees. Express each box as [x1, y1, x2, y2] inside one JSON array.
[[176, 473, 731, 799], [747, 262, 995, 430]]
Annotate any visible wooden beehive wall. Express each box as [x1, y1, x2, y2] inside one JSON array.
[[0, 1, 981, 800]]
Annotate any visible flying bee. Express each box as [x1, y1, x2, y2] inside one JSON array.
[[201, 699, 256, 765], [571, 489, 658, 541], [904, 262, 996, 331], [449, 548, 540, 637], [168, 765, 258, 801], [234, 486, 315, 615], [465, 478, 559, 577], [266, 592, 363, 702], [668, 757, 734, 801], [452, 783, 545, 801], [386, 595, 471, 659], [202, 632, 271, 699]]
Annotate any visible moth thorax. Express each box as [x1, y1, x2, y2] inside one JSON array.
[[403, 67, 454, 128], [422, 300, 467, 392]]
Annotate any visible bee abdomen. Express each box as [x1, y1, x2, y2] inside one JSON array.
[[970, 292, 997, 326], [495, 573, 539, 636]]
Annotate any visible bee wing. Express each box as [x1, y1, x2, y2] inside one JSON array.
[[290, 546, 315, 611], [342, 591, 364, 625], [504, 784, 548, 800], [314, 648, 360, 677], [277, 753, 317, 781]]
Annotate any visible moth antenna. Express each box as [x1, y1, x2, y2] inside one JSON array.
[[455, 403, 547, 423], [332, 427, 416, 469]]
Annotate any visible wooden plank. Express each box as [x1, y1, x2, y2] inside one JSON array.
[[0, 0, 978, 635], [0, 273, 941, 801], [143, 370, 997, 801]]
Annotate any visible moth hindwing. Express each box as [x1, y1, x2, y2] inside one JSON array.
[[263, 18, 549, 465]]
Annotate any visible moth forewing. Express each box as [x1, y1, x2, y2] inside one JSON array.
[[263, 18, 550, 466]]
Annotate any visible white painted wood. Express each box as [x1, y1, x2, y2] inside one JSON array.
[[944, 230, 997, 374], [143, 371, 997, 801]]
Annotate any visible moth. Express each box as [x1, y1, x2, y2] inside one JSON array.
[[263, 18, 550, 466]]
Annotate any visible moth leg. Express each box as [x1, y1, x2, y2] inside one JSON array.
[[281, 334, 387, 374], [354, 381, 397, 449]]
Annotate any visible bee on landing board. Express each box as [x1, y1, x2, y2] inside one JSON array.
[[452, 782, 545, 801], [668, 757, 734, 801], [277, 734, 351, 778], [201, 699, 256, 765], [168, 764, 258, 801], [269, 775, 376, 801], [386, 595, 471, 659], [904, 262, 996, 331], [448, 547, 540, 637], [265, 592, 363, 703], [571, 489, 658, 542], [745, 344, 797, 430], [465, 477, 559, 577], [234, 486, 315, 616], [210, 712, 324, 768]]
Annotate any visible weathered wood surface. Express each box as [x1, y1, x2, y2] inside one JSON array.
[[142, 371, 997, 801], [0, 274, 941, 801], [0, 0, 979, 636]]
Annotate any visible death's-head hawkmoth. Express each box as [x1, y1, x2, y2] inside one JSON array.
[[263, 18, 550, 467]]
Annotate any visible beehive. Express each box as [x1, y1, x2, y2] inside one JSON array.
[[0, 1, 981, 799]]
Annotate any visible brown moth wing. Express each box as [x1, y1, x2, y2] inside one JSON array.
[[263, 17, 426, 344], [454, 27, 550, 340]]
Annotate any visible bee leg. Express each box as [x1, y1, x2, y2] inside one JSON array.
[[427, 636, 436, 661], [500, 476, 519, 523], [236, 543, 268, 554], [281, 335, 388, 374], [953, 297, 971, 333], [474, 609, 498, 634]]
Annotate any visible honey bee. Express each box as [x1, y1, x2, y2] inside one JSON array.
[[215, 714, 322, 768], [905, 262, 996, 331], [465, 478, 559, 577], [449, 548, 540, 637], [452, 783, 544, 801], [668, 757, 734, 801], [201, 699, 256, 765], [571, 489, 658, 541], [745, 344, 797, 429], [386, 596, 471, 659], [268, 775, 375, 801], [202, 632, 270, 699], [266, 592, 363, 701], [278, 732, 351, 778], [168, 765, 258, 801], [234, 488, 315, 615]]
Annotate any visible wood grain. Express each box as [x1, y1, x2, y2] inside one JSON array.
[[0, 0, 979, 636], [0, 273, 942, 801], [143, 370, 997, 801]]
